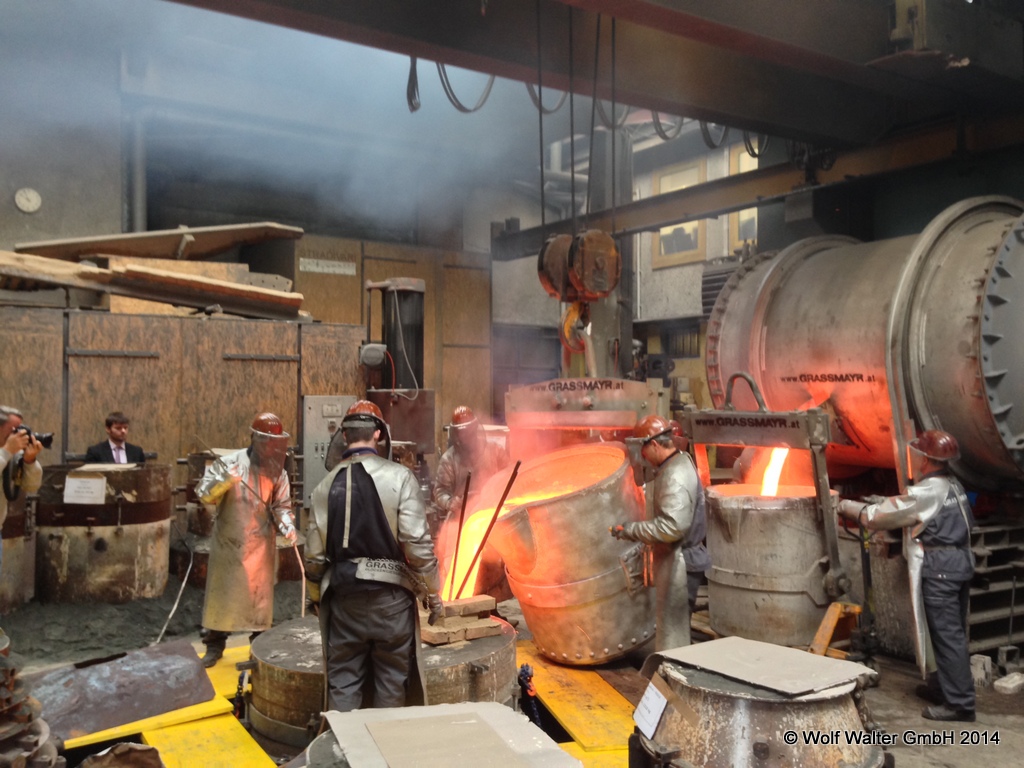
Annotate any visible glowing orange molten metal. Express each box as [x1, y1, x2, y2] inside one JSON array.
[[760, 447, 790, 497], [440, 447, 624, 600]]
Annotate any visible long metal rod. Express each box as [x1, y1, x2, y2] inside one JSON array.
[[455, 461, 521, 600], [448, 471, 472, 598]]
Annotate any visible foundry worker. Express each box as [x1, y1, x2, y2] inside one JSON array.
[[84, 411, 146, 464], [837, 429, 976, 723], [611, 415, 709, 650], [305, 400, 443, 712], [195, 412, 297, 667], [432, 405, 510, 523], [0, 406, 43, 574]]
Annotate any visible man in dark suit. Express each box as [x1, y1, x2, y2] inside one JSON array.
[[84, 411, 145, 464]]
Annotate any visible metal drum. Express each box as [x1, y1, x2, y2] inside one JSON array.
[[249, 615, 518, 748], [642, 657, 884, 768], [706, 484, 835, 647], [0, 493, 35, 613], [35, 464, 171, 603], [707, 196, 1024, 490], [487, 443, 655, 666]]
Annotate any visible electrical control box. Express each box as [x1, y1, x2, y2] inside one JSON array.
[[302, 395, 357, 508]]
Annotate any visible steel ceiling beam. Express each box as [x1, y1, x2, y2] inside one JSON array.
[[168, 0, 902, 146], [491, 112, 1024, 260]]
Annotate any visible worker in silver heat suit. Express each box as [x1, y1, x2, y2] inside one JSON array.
[[196, 413, 297, 668], [838, 429, 976, 723], [611, 415, 709, 651], [306, 400, 443, 712], [432, 405, 509, 522]]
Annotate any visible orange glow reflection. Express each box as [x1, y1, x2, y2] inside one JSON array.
[[760, 447, 790, 496], [440, 448, 624, 600]]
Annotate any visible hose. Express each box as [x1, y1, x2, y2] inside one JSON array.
[[436, 62, 495, 113]]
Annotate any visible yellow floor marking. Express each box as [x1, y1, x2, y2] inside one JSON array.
[[64, 697, 233, 750], [517, 640, 635, 752], [560, 742, 629, 766], [143, 713, 275, 768]]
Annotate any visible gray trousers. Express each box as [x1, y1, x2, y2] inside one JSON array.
[[922, 577, 975, 711], [326, 584, 416, 712]]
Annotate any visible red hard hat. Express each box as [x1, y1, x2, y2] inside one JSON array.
[[634, 414, 673, 442], [450, 405, 478, 429], [910, 429, 960, 462], [343, 400, 386, 431], [251, 412, 284, 435]]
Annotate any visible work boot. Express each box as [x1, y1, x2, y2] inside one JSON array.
[[922, 705, 975, 722], [915, 683, 944, 705], [201, 645, 224, 668]]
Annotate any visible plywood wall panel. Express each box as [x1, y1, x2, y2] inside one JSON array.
[[66, 313, 184, 467], [293, 236, 362, 325], [441, 265, 490, 347], [0, 308, 65, 463], [440, 346, 492, 451], [299, 323, 365, 397], [185, 318, 299, 451]]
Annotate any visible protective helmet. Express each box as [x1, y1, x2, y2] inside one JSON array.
[[342, 400, 386, 432], [909, 429, 960, 462], [668, 419, 689, 451], [251, 412, 286, 436], [450, 405, 478, 430], [633, 414, 673, 442]]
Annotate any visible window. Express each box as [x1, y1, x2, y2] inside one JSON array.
[[652, 159, 706, 268], [729, 142, 758, 252]]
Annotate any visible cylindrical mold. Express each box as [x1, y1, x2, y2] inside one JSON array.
[[486, 443, 655, 665], [706, 485, 834, 647], [35, 464, 171, 603], [249, 615, 517, 748], [707, 196, 1024, 490], [645, 662, 884, 768]]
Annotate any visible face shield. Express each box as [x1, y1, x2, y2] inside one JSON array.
[[251, 428, 290, 478]]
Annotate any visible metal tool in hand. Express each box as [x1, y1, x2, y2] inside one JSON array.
[[195, 435, 306, 618]]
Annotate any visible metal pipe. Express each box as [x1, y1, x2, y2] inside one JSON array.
[[448, 471, 472, 599], [455, 462, 520, 600]]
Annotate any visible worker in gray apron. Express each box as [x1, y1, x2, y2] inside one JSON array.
[[611, 414, 709, 651], [306, 400, 443, 711], [196, 412, 297, 667], [838, 429, 976, 722]]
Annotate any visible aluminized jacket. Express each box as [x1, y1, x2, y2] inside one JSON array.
[[622, 451, 707, 650], [307, 452, 440, 704], [432, 442, 509, 514], [840, 474, 974, 678], [197, 449, 294, 632]]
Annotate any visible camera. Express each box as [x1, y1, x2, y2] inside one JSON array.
[[18, 426, 53, 450]]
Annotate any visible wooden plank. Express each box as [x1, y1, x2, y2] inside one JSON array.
[[66, 313, 184, 468], [108, 257, 250, 315], [111, 264, 302, 309], [560, 743, 629, 767], [15, 222, 303, 261], [63, 697, 233, 750], [293, 235, 362, 324], [517, 640, 635, 753], [143, 713, 275, 768]]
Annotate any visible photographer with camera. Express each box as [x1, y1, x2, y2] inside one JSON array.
[[0, 406, 43, 574]]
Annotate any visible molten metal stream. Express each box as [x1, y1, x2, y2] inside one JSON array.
[[441, 450, 623, 600], [760, 447, 790, 496]]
